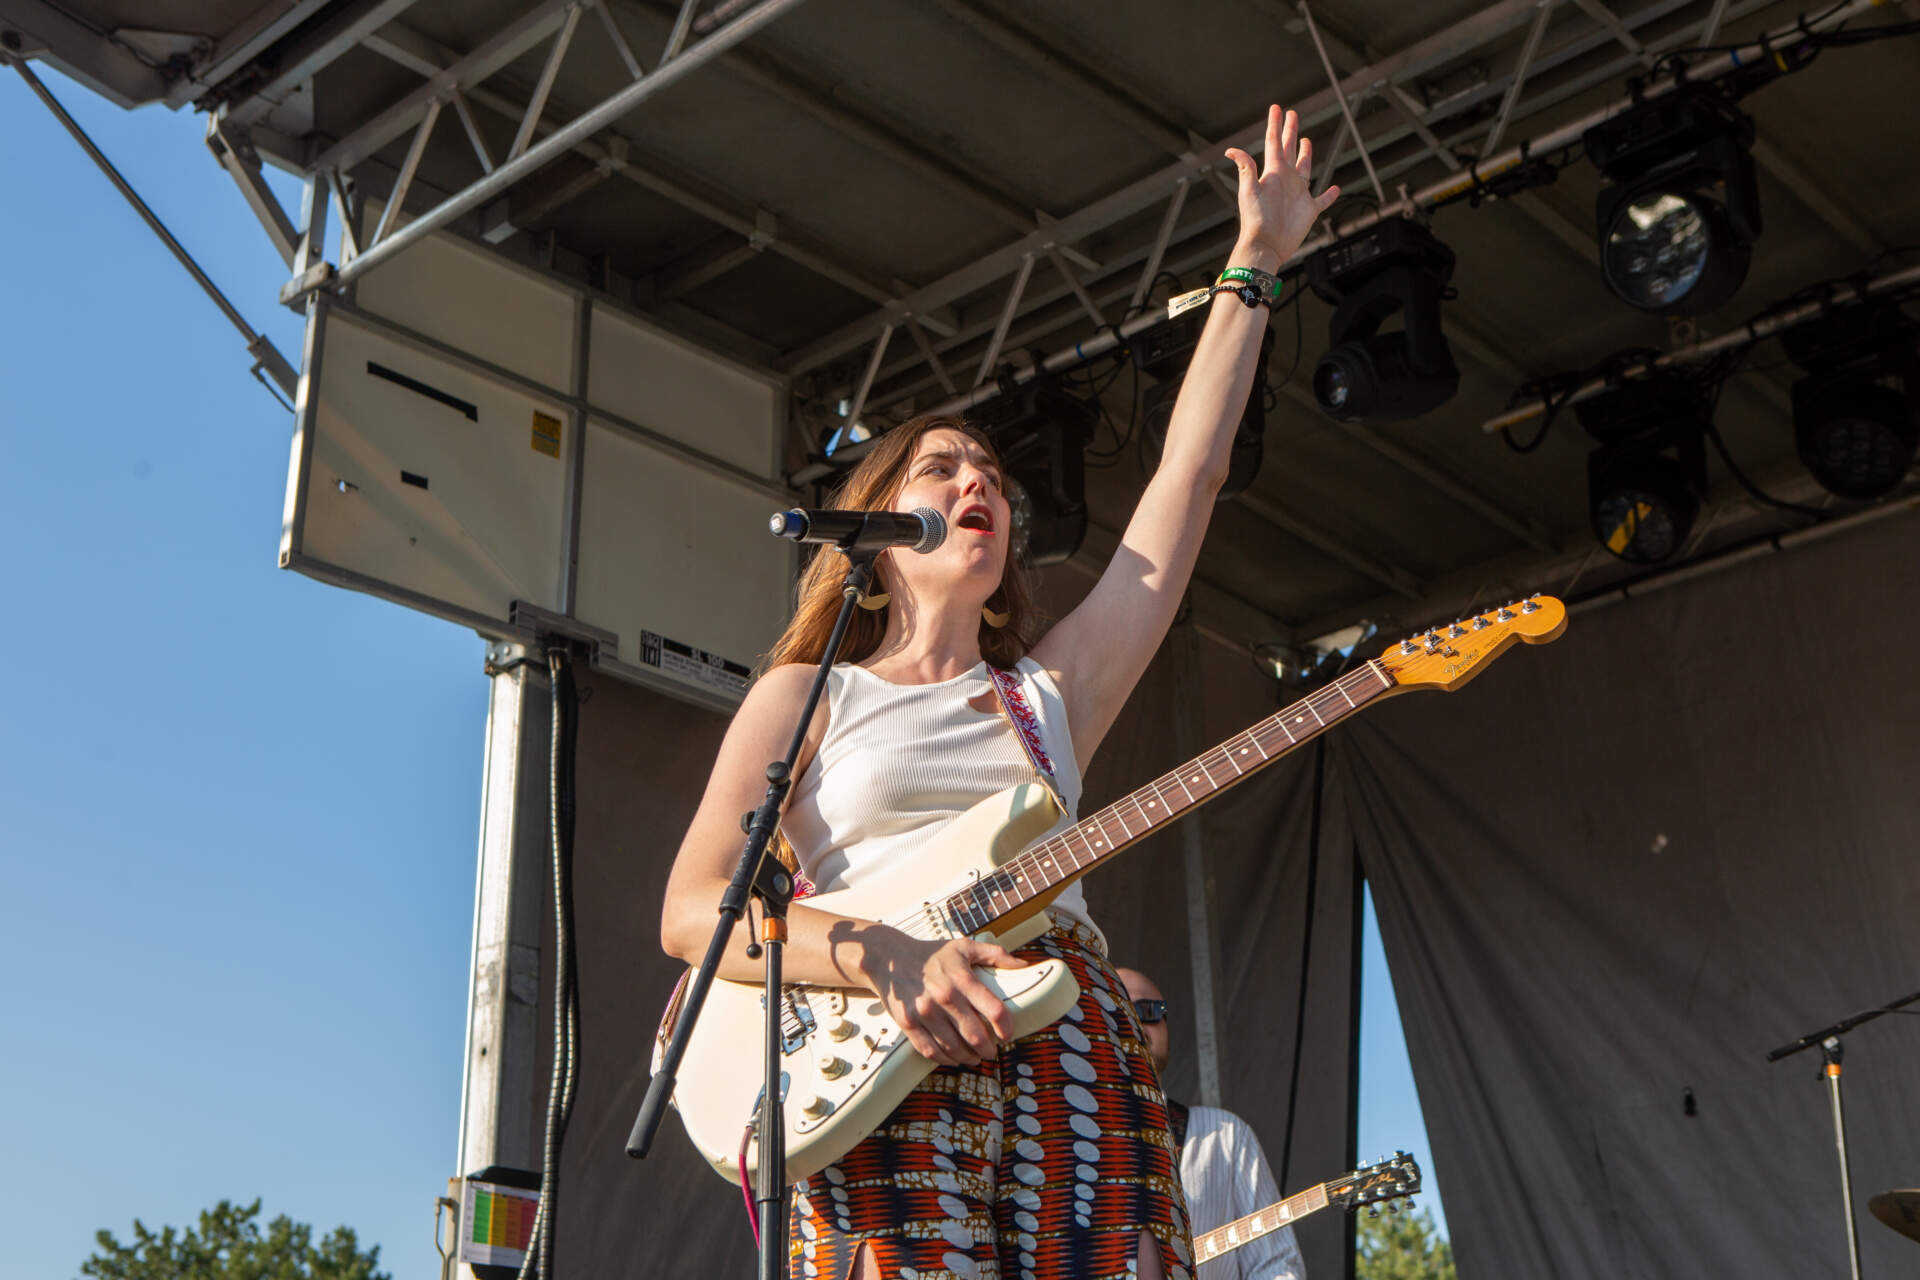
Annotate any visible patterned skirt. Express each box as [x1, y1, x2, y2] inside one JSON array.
[[789, 919, 1194, 1280]]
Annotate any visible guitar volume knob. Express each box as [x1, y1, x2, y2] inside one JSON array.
[[801, 1094, 833, 1117], [827, 1017, 857, 1041], [820, 1056, 850, 1079]]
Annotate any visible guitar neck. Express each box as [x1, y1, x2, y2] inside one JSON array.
[[1192, 1181, 1332, 1264], [942, 661, 1397, 932]]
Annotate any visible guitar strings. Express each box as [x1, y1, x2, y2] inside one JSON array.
[[781, 623, 1513, 991]]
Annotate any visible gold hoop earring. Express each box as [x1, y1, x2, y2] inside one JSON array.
[[982, 604, 1011, 628], [858, 592, 892, 612]]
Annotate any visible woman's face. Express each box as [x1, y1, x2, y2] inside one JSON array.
[[886, 427, 1012, 600]]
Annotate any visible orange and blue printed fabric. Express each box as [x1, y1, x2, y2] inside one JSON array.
[[790, 921, 1193, 1280]]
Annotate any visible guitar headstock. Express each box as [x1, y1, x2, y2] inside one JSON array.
[[1327, 1151, 1423, 1214], [1377, 595, 1567, 692]]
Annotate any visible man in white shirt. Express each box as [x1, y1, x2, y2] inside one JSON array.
[[1118, 967, 1306, 1280]]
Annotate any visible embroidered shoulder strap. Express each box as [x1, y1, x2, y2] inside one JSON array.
[[986, 663, 1064, 810]]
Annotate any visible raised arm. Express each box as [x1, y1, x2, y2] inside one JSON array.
[[1033, 106, 1338, 759]]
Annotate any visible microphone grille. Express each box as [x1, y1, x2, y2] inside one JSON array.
[[909, 507, 946, 554]]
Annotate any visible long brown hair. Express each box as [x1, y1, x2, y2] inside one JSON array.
[[760, 414, 1042, 672]]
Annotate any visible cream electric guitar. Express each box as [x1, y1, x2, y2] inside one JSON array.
[[1192, 1151, 1420, 1266], [660, 597, 1566, 1184]]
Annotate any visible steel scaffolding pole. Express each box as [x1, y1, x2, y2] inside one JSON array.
[[7, 53, 298, 396]]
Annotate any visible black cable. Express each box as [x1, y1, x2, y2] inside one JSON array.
[[1702, 420, 1825, 517], [1501, 387, 1566, 453], [520, 651, 582, 1280]]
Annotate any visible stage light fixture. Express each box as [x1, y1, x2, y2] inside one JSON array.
[[1140, 320, 1274, 499], [972, 383, 1095, 565], [1584, 88, 1760, 314], [1781, 302, 1919, 500], [1306, 219, 1459, 422], [1575, 373, 1710, 564]]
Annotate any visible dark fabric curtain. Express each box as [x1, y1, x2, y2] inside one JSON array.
[[1331, 508, 1920, 1279]]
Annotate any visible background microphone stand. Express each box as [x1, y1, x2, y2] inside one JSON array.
[[1766, 989, 1920, 1280], [627, 539, 882, 1280]]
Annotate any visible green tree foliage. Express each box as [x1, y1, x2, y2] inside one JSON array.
[[80, 1199, 389, 1280], [1356, 1204, 1456, 1280]]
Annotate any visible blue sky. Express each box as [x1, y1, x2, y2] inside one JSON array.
[[0, 64, 1440, 1279]]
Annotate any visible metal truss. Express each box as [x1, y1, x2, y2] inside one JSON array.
[[802, 0, 1880, 597], [786, 0, 1822, 386], [282, 0, 877, 305]]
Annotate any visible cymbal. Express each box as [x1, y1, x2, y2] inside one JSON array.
[[1870, 1191, 1920, 1244]]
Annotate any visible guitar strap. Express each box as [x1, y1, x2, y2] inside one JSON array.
[[986, 662, 1065, 812], [1165, 1097, 1190, 1157]]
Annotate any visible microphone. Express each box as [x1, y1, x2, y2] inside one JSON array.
[[768, 506, 947, 554]]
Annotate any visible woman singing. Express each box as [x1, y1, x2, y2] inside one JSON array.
[[662, 106, 1339, 1280]]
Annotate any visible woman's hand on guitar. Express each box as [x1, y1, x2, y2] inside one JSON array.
[[862, 932, 1030, 1067]]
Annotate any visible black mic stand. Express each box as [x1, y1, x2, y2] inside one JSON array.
[[628, 543, 883, 1280], [1766, 989, 1920, 1280]]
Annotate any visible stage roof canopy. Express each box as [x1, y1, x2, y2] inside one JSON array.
[[10, 0, 1920, 644]]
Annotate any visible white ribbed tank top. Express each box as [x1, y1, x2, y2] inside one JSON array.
[[781, 656, 1096, 932]]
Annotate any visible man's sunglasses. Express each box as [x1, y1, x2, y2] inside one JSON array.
[[1132, 998, 1168, 1025]]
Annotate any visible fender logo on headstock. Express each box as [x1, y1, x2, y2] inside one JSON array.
[[1442, 648, 1482, 677]]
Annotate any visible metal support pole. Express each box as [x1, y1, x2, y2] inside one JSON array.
[[662, 0, 703, 63], [596, 1, 647, 78], [1299, 1, 1385, 201], [1047, 246, 1109, 329], [906, 319, 958, 397], [975, 253, 1035, 387], [842, 323, 894, 433], [1484, 0, 1557, 155], [7, 54, 298, 398], [1822, 1038, 1865, 1280], [449, 90, 497, 173], [1129, 177, 1191, 314], [456, 647, 553, 1183], [1701, 0, 1733, 46], [1313, 112, 1353, 199], [1171, 624, 1224, 1108], [370, 96, 442, 248], [292, 171, 331, 281], [207, 116, 301, 268], [509, 2, 583, 162]]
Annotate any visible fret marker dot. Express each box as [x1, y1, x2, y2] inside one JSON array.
[[1191, 776, 1200, 784], [1148, 800, 1157, 808], [1094, 841, 1103, 848], [1295, 716, 1304, 724]]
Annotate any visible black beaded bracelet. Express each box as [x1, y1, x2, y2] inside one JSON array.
[[1209, 281, 1277, 309]]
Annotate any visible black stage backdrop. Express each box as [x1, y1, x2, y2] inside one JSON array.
[[1332, 506, 1920, 1279], [550, 597, 1359, 1278], [540, 507, 1919, 1279]]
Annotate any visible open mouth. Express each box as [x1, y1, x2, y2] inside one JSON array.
[[955, 504, 995, 534]]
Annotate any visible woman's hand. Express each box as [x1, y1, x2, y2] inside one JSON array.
[[1224, 104, 1342, 269], [860, 930, 1030, 1067]]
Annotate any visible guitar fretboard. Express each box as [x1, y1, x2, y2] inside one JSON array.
[[941, 659, 1396, 932], [1194, 1182, 1333, 1263]]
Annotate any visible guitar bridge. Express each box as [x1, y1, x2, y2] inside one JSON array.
[[764, 990, 817, 1055]]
